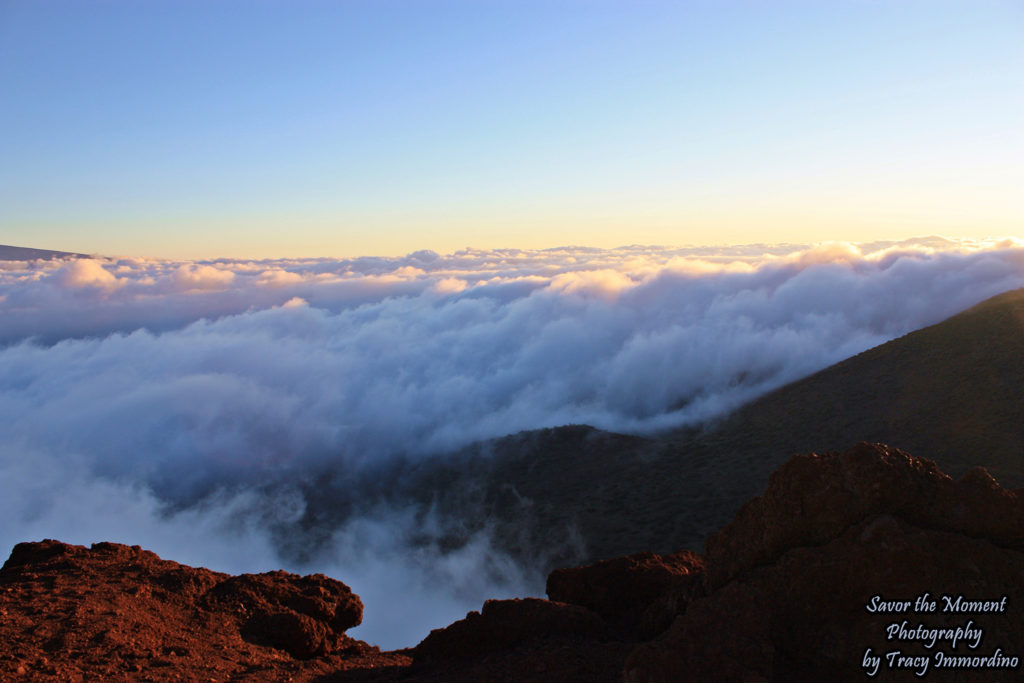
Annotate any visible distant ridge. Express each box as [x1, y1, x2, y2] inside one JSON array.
[[0, 244, 93, 261]]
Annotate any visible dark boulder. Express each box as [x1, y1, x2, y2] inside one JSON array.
[[413, 597, 609, 664], [547, 550, 704, 640], [625, 443, 1024, 681]]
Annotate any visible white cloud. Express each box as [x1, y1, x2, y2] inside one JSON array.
[[2, 236, 1024, 647], [171, 263, 236, 291], [53, 258, 121, 289], [257, 269, 305, 287]]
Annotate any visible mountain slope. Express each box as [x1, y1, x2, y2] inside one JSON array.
[[698, 287, 1024, 486], [388, 288, 1024, 566]]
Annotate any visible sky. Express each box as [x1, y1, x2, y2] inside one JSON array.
[[2, 0, 1023, 650], [1, 0, 1021, 259]]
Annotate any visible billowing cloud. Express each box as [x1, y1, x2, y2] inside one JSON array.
[[53, 258, 121, 289], [257, 269, 305, 287], [2, 236, 1024, 647], [171, 263, 236, 291]]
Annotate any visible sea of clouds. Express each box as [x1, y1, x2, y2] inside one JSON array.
[[2, 235, 1023, 647]]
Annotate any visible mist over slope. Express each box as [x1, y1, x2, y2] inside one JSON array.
[[697, 286, 1024, 486], [428, 287, 1024, 569], [2, 236, 1024, 647]]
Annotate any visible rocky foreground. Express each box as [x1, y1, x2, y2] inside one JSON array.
[[3, 443, 1023, 681]]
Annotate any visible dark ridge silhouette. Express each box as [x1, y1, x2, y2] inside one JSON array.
[[0, 244, 94, 261]]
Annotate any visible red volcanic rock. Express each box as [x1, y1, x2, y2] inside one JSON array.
[[5, 443, 1023, 682], [625, 444, 1024, 682], [0, 540, 407, 681], [627, 514, 1024, 681], [704, 442, 1024, 590], [546, 550, 704, 640], [202, 570, 363, 658], [414, 597, 609, 664], [411, 598, 635, 682], [625, 581, 773, 683]]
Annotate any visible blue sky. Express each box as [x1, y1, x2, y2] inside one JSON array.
[[1, 0, 1021, 258]]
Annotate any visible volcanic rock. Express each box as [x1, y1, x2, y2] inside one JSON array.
[[411, 597, 633, 682], [4, 443, 1023, 681], [414, 597, 609, 663], [703, 442, 1024, 590], [625, 443, 1024, 681], [202, 570, 363, 658], [0, 539, 406, 681], [546, 550, 704, 640]]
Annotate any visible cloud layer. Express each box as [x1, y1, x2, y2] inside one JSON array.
[[2, 236, 1023, 646]]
